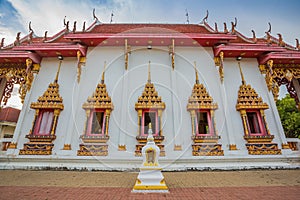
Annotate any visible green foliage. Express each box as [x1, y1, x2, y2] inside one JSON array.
[[276, 94, 300, 138]]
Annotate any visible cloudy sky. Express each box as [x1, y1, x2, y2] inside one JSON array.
[[0, 0, 299, 108], [0, 0, 300, 46]]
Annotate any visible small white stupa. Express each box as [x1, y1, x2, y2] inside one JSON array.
[[132, 123, 168, 193]]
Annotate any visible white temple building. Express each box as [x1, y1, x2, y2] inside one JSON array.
[[0, 13, 299, 170]]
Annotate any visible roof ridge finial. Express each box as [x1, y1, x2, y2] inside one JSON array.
[[148, 61, 151, 83], [266, 22, 272, 34], [202, 10, 209, 23], [55, 56, 63, 83], [231, 17, 237, 33], [185, 9, 189, 24], [29, 21, 33, 33], [93, 8, 99, 22], [110, 11, 114, 23], [237, 57, 245, 85], [251, 30, 257, 43], [101, 61, 106, 84], [194, 61, 199, 84]]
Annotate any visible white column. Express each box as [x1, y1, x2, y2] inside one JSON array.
[[170, 69, 181, 150], [220, 83, 237, 150], [118, 70, 129, 150]]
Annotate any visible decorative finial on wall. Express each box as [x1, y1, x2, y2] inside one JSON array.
[[101, 61, 106, 84], [194, 61, 199, 84], [296, 39, 300, 50], [55, 55, 63, 83], [148, 61, 151, 83], [237, 57, 245, 85]]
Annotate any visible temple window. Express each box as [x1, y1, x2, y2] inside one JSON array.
[[135, 61, 166, 156], [236, 59, 281, 155], [246, 110, 266, 135], [142, 110, 157, 136], [187, 62, 223, 156], [77, 62, 113, 156], [19, 59, 64, 155], [88, 110, 105, 135], [196, 110, 211, 135], [33, 109, 54, 136]]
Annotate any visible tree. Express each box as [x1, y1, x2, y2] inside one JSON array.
[[276, 94, 300, 138]]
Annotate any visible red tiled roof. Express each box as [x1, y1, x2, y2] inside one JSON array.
[[0, 107, 21, 123], [88, 24, 213, 34]]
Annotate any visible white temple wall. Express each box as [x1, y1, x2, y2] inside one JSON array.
[[9, 46, 288, 158]]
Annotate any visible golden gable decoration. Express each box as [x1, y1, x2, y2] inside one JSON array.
[[82, 82, 113, 110], [187, 83, 218, 111], [236, 84, 268, 111]]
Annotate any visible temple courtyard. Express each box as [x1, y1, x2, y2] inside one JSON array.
[[0, 169, 299, 199]]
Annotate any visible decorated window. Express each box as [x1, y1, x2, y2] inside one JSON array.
[[77, 64, 113, 156], [19, 60, 64, 155], [135, 61, 165, 156], [187, 62, 223, 156], [236, 61, 281, 155]]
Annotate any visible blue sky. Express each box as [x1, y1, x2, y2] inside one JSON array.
[[0, 0, 300, 46]]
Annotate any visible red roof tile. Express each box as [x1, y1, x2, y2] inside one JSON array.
[[0, 107, 21, 123]]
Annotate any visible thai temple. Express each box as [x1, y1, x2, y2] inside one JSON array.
[[0, 11, 299, 170]]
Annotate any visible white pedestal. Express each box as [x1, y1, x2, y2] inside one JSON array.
[[132, 167, 168, 193]]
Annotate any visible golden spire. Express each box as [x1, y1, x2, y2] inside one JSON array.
[[194, 61, 199, 84], [55, 56, 63, 83], [148, 61, 151, 83], [237, 58, 245, 85], [149, 122, 152, 129], [101, 61, 106, 84]]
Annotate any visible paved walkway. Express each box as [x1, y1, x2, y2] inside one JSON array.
[[0, 170, 299, 199]]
